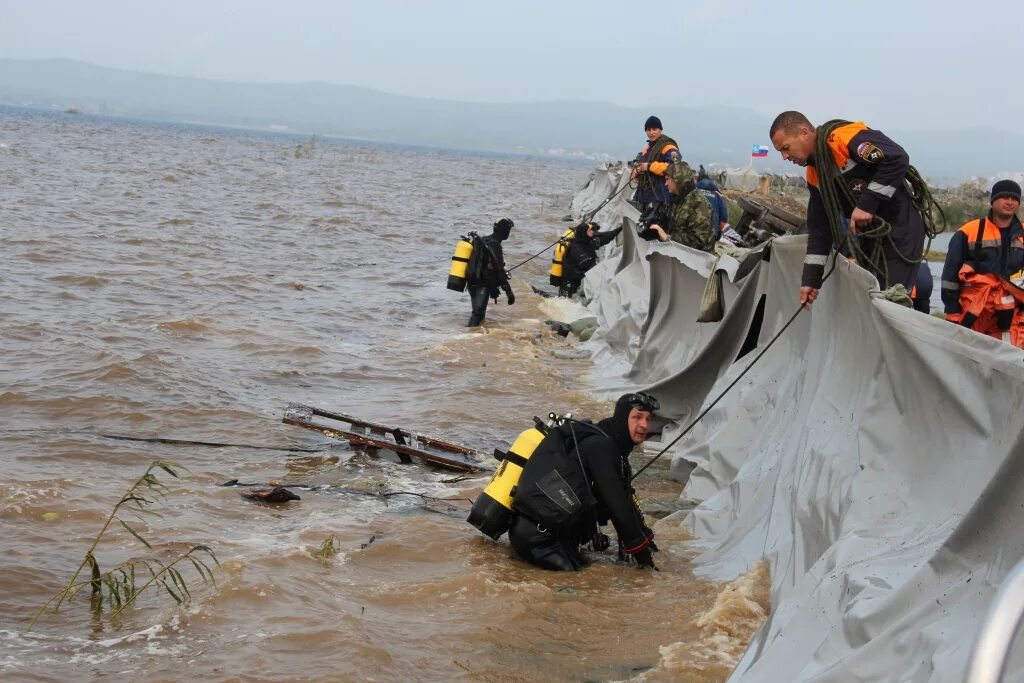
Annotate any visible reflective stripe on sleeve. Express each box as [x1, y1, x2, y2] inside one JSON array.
[[941, 280, 960, 290], [804, 254, 829, 266], [867, 181, 896, 198]]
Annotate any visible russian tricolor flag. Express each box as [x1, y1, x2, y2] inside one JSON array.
[[752, 144, 769, 158]]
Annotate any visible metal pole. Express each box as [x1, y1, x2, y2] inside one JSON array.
[[965, 558, 1024, 683]]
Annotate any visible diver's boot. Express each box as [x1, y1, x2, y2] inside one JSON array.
[[467, 314, 484, 327]]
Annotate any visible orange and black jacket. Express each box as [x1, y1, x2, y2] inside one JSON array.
[[940, 214, 1024, 313], [802, 122, 924, 288], [635, 135, 680, 207]]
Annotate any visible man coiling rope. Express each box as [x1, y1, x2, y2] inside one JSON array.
[[813, 119, 946, 289], [769, 111, 944, 307]]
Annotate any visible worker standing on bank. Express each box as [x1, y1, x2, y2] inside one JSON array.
[[630, 115, 681, 211], [769, 111, 928, 308], [941, 180, 1024, 345]]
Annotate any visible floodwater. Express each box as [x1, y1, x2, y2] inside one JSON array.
[[0, 107, 768, 682]]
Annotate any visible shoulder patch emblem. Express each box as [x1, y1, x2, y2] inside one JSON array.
[[856, 142, 884, 163]]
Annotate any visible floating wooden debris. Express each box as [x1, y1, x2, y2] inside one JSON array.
[[282, 404, 488, 473]]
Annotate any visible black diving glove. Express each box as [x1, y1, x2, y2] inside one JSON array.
[[961, 312, 978, 329], [592, 531, 611, 552], [632, 547, 658, 570], [503, 285, 515, 305]]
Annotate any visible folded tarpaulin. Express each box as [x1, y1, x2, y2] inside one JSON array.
[[579, 231, 1024, 682]]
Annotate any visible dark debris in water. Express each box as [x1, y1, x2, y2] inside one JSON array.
[[240, 486, 301, 504]]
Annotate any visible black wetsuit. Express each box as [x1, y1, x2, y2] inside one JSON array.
[[466, 221, 513, 326], [509, 397, 655, 571], [560, 226, 622, 298]]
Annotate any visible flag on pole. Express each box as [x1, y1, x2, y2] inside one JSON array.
[[751, 144, 769, 158]]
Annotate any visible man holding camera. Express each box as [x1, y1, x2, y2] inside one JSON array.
[[640, 160, 717, 253]]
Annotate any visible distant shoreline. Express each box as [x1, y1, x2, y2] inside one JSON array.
[[0, 103, 595, 168]]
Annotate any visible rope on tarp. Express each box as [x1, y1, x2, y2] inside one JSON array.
[[631, 250, 842, 482]]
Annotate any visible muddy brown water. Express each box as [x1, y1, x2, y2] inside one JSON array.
[[0, 106, 768, 682]]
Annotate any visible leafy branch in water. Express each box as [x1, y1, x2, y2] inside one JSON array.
[[294, 134, 319, 159], [27, 461, 219, 630]]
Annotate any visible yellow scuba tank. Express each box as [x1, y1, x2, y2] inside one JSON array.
[[467, 418, 548, 540], [447, 234, 476, 292], [548, 227, 578, 286]]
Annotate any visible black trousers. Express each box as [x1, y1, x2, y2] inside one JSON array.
[[912, 260, 932, 314], [559, 278, 582, 298], [467, 285, 494, 326], [508, 515, 588, 571]]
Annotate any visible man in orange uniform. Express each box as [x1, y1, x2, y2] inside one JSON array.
[[941, 180, 1024, 346], [769, 111, 926, 308], [630, 115, 681, 211]]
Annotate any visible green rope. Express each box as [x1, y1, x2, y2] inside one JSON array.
[[813, 119, 945, 287]]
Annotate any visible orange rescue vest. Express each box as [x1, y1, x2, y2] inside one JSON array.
[[947, 263, 1024, 347], [805, 122, 868, 188]]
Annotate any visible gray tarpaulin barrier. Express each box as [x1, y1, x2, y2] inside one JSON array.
[[568, 166, 620, 221], [576, 214, 1024, 680]]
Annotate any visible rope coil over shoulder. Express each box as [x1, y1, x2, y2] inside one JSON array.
[[814, 119, 945, 286]]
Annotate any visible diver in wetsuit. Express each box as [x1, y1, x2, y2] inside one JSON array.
[[466, 218, 515, 327], [560, 222, 622, 298], [509, 392, 660, 571]]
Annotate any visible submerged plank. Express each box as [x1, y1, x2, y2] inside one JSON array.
[[282, 404, 489, 473]]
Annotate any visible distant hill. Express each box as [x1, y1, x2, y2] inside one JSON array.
[[0, 57, 1020, 181]]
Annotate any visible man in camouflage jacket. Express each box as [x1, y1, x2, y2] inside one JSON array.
[[647, 161, 715, 252]]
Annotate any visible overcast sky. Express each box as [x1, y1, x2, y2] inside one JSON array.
[[3, 0, 1021, 132]]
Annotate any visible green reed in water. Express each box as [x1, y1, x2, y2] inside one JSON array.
[[316, 535, 339, 562], [27, 461, 219, 630]]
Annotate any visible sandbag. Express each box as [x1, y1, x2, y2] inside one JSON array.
[[698, 258, 725, 323]]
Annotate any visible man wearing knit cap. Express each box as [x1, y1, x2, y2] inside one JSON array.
[[941, 179, 1024, 346], [630, 115, 681, 210]]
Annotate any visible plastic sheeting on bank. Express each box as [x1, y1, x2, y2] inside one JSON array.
[[568, 166, 622, 221], [573, 183, 1024, 681]]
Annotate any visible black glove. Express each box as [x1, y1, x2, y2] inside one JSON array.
[[961, 312, 978, 329], [503, 285, 515, 305], [592, 531, 610, 552], [632, 547, 658, 570], [638, 227, 659, 241]]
